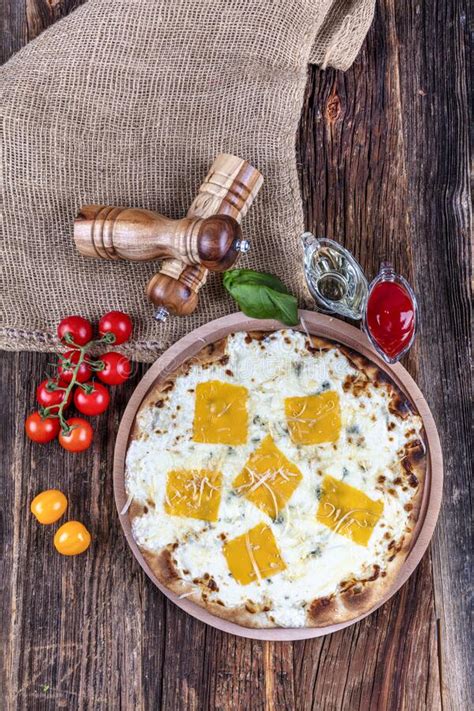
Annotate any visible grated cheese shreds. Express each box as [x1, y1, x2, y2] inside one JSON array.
[[262, 480, 280, 519], [245, 533, 263, 585], [120, 492, 134, 516]]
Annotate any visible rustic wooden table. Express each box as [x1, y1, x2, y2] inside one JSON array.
[[1, 1, 471, 710]]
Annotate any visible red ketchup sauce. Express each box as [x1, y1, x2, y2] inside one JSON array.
[[366, 280, 415, 360]]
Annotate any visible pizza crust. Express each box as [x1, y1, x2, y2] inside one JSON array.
[[141, 548, 275, 628], [137, 537, 412, 629], [127, 329, 427, 629], [306, 534, 411, 626]]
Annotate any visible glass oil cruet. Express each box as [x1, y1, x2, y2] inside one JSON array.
[[302, 233, 368, 320], [302, 232, 418, 364]]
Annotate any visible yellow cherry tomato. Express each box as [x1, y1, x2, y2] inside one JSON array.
[[54, 521, 91, 556], [31, 489, 68, 524]]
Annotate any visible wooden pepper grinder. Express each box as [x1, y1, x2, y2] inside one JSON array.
[[74, 206, 247, 271], [148, 153, 263, 321]]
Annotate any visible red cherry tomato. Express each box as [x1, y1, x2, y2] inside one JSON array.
[[58, 350, 92, 384], [98, 311, 133, 345], [57, 316, 93, 346], [58, 417, 93, 452], [25, 411, 61, 443], [36, 379, 72, 412], [74, 381, 110, 416], [96, 352, 132, 385]]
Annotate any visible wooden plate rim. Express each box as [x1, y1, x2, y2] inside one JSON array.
[[113, 311, 443, 641]]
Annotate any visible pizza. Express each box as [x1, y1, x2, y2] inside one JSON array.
[[124, 329, 426, 628]]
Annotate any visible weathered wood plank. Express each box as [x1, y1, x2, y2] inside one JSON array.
[[1, 0, 84, 63], [1, 0, 471, 710], [394, 2, 472, 709], [1, 0, 27, 63]]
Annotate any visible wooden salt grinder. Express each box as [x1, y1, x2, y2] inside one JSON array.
[[147, 153, 263, 321], [74, 207, 247, 271]]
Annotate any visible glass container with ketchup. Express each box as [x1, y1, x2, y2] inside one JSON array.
[[362, 263, 417, 364]]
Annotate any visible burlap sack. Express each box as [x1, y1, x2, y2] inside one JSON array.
[[1, 0, 375, 361]]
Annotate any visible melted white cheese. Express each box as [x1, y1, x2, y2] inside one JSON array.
[[126, 330, 422, 627]]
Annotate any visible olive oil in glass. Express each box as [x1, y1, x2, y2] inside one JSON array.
[[302, 233, 368, 320]]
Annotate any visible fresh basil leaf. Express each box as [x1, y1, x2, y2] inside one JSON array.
[[223, 269, 289, 295], [267, 288, 299, 326], [223, 273, 299, 326]]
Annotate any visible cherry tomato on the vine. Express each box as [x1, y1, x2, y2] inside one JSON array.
[[25, 412, 61, 443], [58, 417, 93, 452], [54, 521, 91, 555], [57, 315, 93, 346], [36, 379, 72, 412], [74, 381, 110, 416], [98, 311, 133, 345], [58, 350, 92, 384], [31, 489, 68, 524], [96, 352, 131, 385]]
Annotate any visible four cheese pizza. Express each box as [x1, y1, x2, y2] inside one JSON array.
[[125, 330, 426, 628]]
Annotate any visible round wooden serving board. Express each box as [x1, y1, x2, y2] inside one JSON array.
[[113, 311, 443, 641]]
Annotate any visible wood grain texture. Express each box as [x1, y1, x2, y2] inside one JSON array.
[[1, 1, 471, 711]]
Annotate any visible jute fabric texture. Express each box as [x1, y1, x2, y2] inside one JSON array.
[[1, 0, 375, 360]]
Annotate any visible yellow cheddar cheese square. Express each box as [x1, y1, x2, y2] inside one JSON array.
[[285, 391, 341, 445], [316, 475, 384, 546], [164, 469, 222, 522], [223, 522, 286, 585], [193, 380, 248, 445], [233, 435, 302, 518]]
